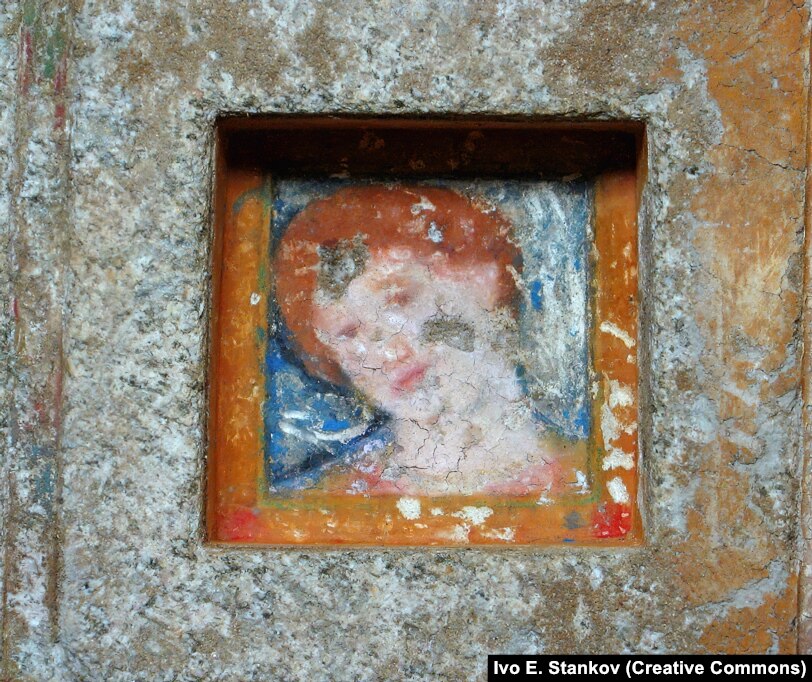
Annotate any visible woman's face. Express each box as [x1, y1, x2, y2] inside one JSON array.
[[312, 247, 508, 421]]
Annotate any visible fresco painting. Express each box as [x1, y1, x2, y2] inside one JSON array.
[[208, 170, 640, 546]]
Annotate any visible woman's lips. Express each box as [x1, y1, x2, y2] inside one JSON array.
[[391, 362, 429, 392]]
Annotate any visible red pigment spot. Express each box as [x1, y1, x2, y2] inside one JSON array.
[[53, 103, 65, 131], [592, 502, 632, 538], [33, 400, 50, 426], [217, 507, 261, 542], [19, 30, 34, 94], [53, 58, 67, 130]]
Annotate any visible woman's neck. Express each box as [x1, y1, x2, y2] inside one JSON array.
[[385, 350, 546, 494]]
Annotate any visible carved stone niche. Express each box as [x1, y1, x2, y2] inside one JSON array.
[[207, 117, 644, 547]]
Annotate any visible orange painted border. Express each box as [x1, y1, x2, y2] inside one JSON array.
[[591, 170, 641, 542], [207, 166, 641, 547]]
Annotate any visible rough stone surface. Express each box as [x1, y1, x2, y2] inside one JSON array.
[[0, 0, 19, 667], [1, 0, 810, 678]]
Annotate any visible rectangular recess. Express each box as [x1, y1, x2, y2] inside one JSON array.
[[207, 116, 644, 547]]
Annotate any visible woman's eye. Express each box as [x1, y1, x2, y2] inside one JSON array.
[[336, 324, 359, 339], [385, 289, 413, 307]]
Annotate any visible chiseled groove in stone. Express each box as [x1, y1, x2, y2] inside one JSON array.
[[0, 1, 21, 675], [3, 0, 73, 678]]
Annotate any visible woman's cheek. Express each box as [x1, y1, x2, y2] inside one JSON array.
[[335, 333, 385, 379], [334, 339, 364, 373]]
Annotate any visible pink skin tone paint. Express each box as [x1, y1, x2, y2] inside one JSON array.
[[313, 247, 560, 495]]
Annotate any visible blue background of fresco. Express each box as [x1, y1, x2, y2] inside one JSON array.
[[265, 178, 592, 490]]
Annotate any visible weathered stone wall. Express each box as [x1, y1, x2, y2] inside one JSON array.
[[2, 1, 810, 678], [0, 0, 17, 665]]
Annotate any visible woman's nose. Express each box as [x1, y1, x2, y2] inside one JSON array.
[[382, 335, 415, 368]]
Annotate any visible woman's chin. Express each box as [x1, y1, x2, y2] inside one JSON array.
[[381, 395, 444, 424]]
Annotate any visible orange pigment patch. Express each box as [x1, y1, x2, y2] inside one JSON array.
[[699, 576, 798, 654]]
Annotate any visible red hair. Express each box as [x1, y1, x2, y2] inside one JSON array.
[[273, 185, 521, 386]]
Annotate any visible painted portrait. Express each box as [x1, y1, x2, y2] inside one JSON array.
[[269, 181, 591, 494], [209, 170, 639, 545]]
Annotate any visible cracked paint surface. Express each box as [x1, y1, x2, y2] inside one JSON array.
[[269, 181, 591, 497]]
